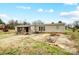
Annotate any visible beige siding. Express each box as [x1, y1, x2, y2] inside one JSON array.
[[32, 25, 65, 32], [15, 24, 65, 34], [45, 25, 65, 32], [15, 26, 17, 32], [31, 26, 40, 32], [31, 26, 35, 32]]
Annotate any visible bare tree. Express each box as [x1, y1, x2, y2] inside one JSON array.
[[8, 20, 19, 29], [15, 20, 18, 26], [73, 21, 79, 29]]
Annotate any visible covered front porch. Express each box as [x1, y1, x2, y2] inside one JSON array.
[[15, 25, 31, 35]]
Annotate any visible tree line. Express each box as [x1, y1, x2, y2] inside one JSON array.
[[0, 18, 64, 29], [0, 18, 79, 31], [65, 21, 79, 32], [0, 18, 30, 29]]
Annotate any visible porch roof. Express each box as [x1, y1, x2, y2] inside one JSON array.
[[15, 25, 31, 27]]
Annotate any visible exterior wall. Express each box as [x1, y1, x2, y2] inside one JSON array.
[[35, 26, 41, 32], [30, 26, 35, 32], [15, 24, 65, 34], [31, 25, 65, 33], [44, 25, 65, 32], [31, 26, 42, 32], [15, 26, 17, 32]]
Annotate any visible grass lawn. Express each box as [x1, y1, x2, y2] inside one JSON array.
[[65, 29, 79, 52], [0, 30, 15, 39], [0, 29, 73, 55], [0, 39, 72, 55], [0, 30, 15, 35]]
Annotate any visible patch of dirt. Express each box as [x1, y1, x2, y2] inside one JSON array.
[[46, 34, 78, 54], [55, 34, 77, 54]]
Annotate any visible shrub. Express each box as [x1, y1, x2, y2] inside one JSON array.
[[70, 33, 76, 40], [50, 33, 57, 36]]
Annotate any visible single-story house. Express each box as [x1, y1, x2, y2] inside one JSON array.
[[15, 23, 65, 34]]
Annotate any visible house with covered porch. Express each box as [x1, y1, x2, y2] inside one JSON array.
[[15, 23, 65, 35]]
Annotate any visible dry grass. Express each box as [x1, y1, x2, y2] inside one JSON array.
[[65, 29, 79, 53], [0, 30, 15, 39], [0, 40, 72, 55], [0, 31, 72, 55]]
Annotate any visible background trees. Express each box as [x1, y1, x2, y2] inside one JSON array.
[[32, 20, 44, 25], [73, 21, 79, 29], [8, 20, 16, 29], [0, 18, 5, 24], [58, 21, 63, 23], [7, 19, 30, 29], [1, 17, 79, 32], [51, 22, 54, 24], [65, 20, 79, 32], [23, 21, 30, 25]]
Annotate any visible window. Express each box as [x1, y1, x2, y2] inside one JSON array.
[[39, 26, 45, 31]]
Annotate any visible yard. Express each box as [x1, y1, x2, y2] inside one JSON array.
[[65, 29, 79, 53], [0, 30, 15, 39], [0, 30, 78, 55]]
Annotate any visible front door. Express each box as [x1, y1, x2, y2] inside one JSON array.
[[25, 27, 29, 32]]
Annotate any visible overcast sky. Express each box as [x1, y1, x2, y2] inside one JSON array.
[[0, 3, 79, 24]]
